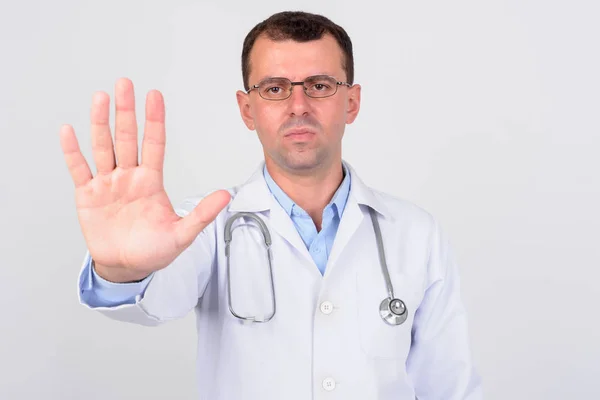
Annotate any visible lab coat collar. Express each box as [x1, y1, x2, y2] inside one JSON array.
[[227, 160, 393, 277], [227, 159, 393, 221]]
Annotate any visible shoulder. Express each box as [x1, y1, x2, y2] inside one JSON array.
[[368, 187, 436, 230]]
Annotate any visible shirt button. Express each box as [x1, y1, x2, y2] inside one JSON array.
[[320, 301, 334, 315], [322, 377, 336, 391]]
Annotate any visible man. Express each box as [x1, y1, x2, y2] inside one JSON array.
[[60, 11, 482, 400]]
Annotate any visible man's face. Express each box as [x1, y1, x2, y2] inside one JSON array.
[[237, 34, 361, 174]]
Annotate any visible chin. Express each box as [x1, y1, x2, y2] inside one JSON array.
[[276, 150, 329, 172]]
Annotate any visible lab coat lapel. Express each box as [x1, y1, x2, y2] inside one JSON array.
[[324, 196, 364, 278], [325, 162, 394, 277], [268, 198, 314, 263], [227, 162, 314, 265]]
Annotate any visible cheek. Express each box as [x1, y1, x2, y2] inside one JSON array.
[[253, 105, 284, 139], [319, 102, 347, 134], [255, 107, 278, 125]]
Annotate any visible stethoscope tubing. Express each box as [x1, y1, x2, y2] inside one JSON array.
[[224, 208, 407, 325]]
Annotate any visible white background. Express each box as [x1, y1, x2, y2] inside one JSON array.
[[1, 0, 598, 399]]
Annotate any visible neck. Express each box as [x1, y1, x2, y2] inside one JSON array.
[[265, 158, 344, 230]]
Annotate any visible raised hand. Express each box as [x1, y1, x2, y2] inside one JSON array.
[[60, 78, 231, 282]]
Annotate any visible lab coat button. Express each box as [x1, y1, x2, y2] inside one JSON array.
[[322, 377, 336, 391], [320, 301, 334, 315]]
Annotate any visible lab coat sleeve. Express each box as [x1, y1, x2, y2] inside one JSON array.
[[76, 197, 217, 327], [406, 218, 483, 399]]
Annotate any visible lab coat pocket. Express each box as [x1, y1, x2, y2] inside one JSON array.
[[355, 268, 419, 360]]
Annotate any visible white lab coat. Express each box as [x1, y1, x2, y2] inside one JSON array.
[[78, 161, 482, 400]]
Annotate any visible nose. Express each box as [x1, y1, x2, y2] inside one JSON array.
[[287, 83, 311, 116]]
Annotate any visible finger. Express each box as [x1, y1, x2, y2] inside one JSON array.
[[90, 91, 116, 174], [175, 190, 232, 248], [114, 78, 139, 168], [141, 90, 166, 172], [59, 124, 93, 188]]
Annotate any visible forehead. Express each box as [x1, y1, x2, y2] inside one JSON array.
[[248, 34, 345, 83]]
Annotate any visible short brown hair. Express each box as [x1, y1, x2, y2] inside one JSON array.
[[241, 11, 354, 91]]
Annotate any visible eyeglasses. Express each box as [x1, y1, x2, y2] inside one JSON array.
[[247, 75, 351, 101]]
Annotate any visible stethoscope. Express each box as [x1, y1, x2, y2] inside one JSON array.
[[223, 207, 407, 326]]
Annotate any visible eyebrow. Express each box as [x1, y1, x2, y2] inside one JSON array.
[[256, 74, 334, 83]]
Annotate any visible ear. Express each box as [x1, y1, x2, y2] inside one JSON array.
[[345, 84, 361, 124], [236, 90, 255, 130]]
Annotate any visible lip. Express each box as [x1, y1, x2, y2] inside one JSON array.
[[284, 128, 316, 138]]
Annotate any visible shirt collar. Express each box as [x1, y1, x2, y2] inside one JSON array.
[[263, 163, 352, 218]]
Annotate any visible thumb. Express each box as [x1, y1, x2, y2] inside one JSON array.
[[176, 190, 231, 248]]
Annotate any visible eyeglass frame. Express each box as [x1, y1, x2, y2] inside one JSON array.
[[246, 75, 352, 100]]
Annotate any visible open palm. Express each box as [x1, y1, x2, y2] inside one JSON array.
[[60, 78, 230, 282]]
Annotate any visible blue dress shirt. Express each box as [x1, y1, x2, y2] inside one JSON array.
[[79, 163, 351, 308], [262, 164, 350, 275]]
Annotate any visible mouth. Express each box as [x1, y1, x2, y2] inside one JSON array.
[[284, 128, 316, 141]]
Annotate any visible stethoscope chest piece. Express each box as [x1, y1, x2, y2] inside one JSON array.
[[380, 297, 408, 326]]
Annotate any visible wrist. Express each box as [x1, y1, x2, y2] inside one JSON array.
[[92, 260, 151, 283]]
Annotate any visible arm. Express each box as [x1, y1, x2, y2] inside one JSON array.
[[62, 78, 230, 327], [77, 198, 218, 327], [407, 219, 483, 399], [79, 253, 154, 308]]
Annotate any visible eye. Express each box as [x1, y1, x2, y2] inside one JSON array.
[[266, 86, 282, 94], [312, 83, 331, 91]]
